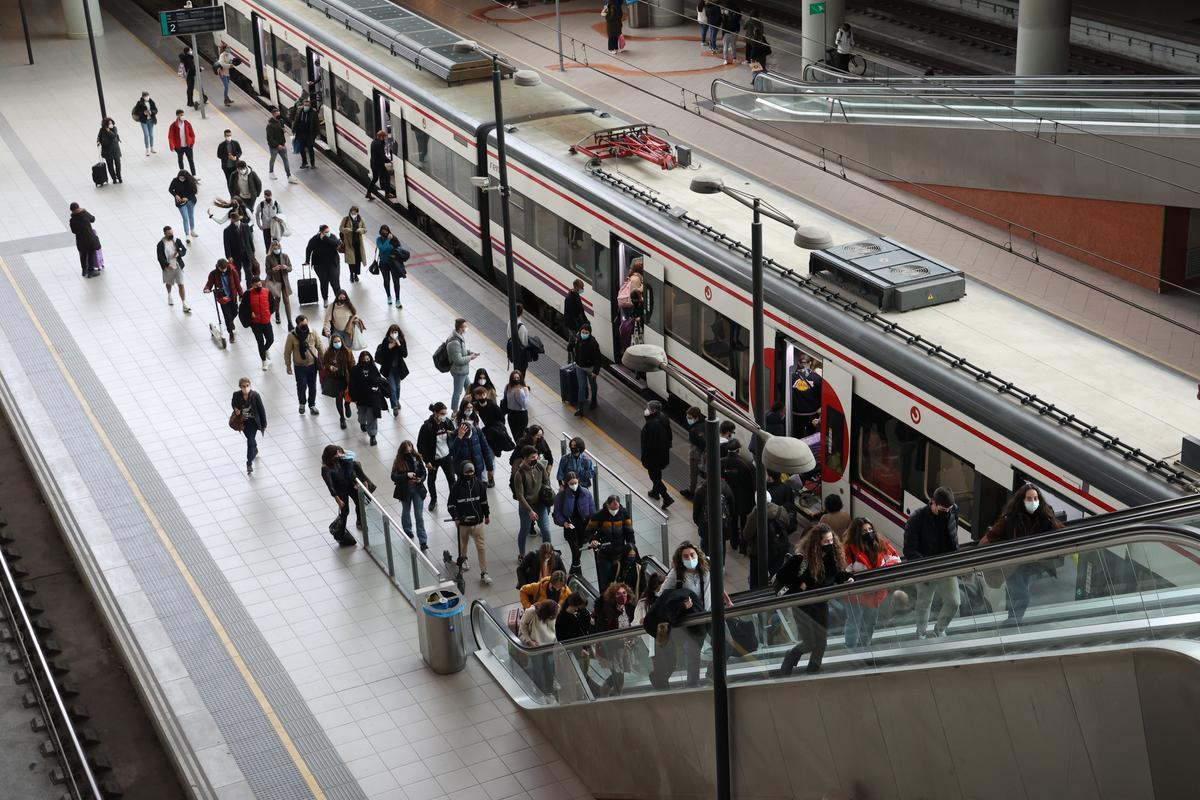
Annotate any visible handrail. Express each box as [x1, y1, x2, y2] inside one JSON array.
[[354, 479, 457, 606], [558, 431, 668, 524], [0, 544, 103, 799], [473, 512, 1200, 654]]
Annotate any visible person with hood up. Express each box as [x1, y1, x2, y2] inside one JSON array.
[[348, 350, 388, 446]]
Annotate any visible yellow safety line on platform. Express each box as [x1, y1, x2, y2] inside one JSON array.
[[0, 256, 327, 800]]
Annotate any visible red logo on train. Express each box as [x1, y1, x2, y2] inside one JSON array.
[[910, 406, 921, 424], [704, 285, 712, 301]]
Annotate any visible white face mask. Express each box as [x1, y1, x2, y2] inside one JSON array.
[[390, 332, 399, 340], [477, 379, 486, 386], [1024, 499, 1040, 514], [437, 414, 448, 423], [643, 409, 652, 418], [608, 506, 619, 516], [682, 557, 699, 570], [568, 482, 579, 491]]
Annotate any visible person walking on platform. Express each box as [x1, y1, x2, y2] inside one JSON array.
[[640, 400, 675, 510], [321, 333, 355, 429], [904, 486, 960, 639], [834, 23, 855, 72], [228, 161, 262, 211], [223, 212, 257, 279], [366, 130, 394, 200], [602, 0, 625, 54], [322, 290, 360, 346], [265, 107, 298, 183], [447, 318, 478, 411], [375, 324, 408, 417], [305, 224, 342, 305], [68, 204, 101, 278], [254, 190, 283, 254], [284, 314, 323, 416], [169, 170, 199, 240], [556, 436, 596, 490], [513, 444, 553, 561], [168, 109, 197, 177], [563, 279, 586, 338], [721, 0, 742, 65], [217, 130, 242, 185], [339, 207, 368, 284], [215, 43, 235, 107], [179, 46, 200, 110], [375, 224, 408, 307], [132, 90, 158, 155], [777, 524, 853, 676], [696, 1, 709, 53], [447, 462, 492, 584], [572, 322, 601, 416], [449, 415, 493, 487], [320, 444, 360, 547], [156, 226, 191, 313], [417, 402, 456, 513], [246, 276, 276, 371], [703, 0, 723, 52], [503, 370, 530, 442], [231, 377, 267, 476], [586, 494, 634, 593], [96, 118, 123, 184], [349, 350, 387, 447], [294, 98, 319, 169], [390, 440, 429, 550], [264, 238, 294, 328], [682, 407, 704, 500], [204, 258, 243, 342], [743, 9, 770, 75], [553, 472, 595, 577]]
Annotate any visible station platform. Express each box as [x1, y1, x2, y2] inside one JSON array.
[[0, 2, 736, 798]]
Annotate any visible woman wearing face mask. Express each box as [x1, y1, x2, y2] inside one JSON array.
[[657, 542, 730, 688], [132, 90, 158, 155], [340, 207, 368, 283], [595, 581, 637, 695], [374, 324, 409, 417], [843, 517, 901, 647], [776, 524, 853, 676], [517, 542, 568, 589], [374, 224, 408, 307], [610, 544, 645, 598], [472, 368, 497, 403], [168, 170, 199, 239], [416, 402, 456, 512], [555, 593, 593, 642], [96, 117, 123, 184], [556, 437, 596, 490], [264, 239, 294, 330], [319, 444, 361, 547], [517, 599, 560, 696], [390, 440, 428, 550], [348, 351, 388, 446], [503, 371, 531, 442], [981, 483, 1062, 623], [320, 332, 355, 429], [552, 471, 596, 577], [322, 291, 361, 345], [473, 387, 510, 471], [230, 377, 267, 476], [586, 495, 634, 594], [511, 424, 554, 471]]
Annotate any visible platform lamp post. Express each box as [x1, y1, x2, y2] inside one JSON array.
[[81, 0, 107, 119], [688, 176, 832, 589], [622, 343, 815, 800], [455, 42, 541, 378]]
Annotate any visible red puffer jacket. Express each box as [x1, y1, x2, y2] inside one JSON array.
[[844, 540, 901, 607], [248, 286, 273, 325]]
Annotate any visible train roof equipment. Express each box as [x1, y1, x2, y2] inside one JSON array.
[[570, 125, 679, 170], [812, 237, 967, 312]]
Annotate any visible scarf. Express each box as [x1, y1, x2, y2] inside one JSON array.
[[295, 325, 311, 359]]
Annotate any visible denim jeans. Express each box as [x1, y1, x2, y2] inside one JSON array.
[[400, 486, 427, 544], [517, 504, 552, 556], [177, 199, 196, 236], [574, 367, 597, 406], [242, 419, 259, 465], [706, 26, 719, 50], [357, 406, 378, 437], [1005, 565, 1035, 622], [140, 121, 155, 148], [220, 74, 231, 101], [450, 372, 470, 411], [269, 146, 291, 177], [294, 363, 318, 406], [386, 371, 402, 409], [844, 603, 880, 647]]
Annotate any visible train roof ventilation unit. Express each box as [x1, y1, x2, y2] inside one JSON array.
[[810, 236, 965, 312], [304, 0, 495, 83]]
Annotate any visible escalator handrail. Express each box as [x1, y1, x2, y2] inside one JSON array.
[[472, 517, 1200, 654]]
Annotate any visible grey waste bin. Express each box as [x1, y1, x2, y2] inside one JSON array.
[[418, 589, 467, 674]]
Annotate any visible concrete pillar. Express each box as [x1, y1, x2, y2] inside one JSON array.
[[62, 0, 104, 39], [801, 0, 845, 68], [1015, 0, 1071, 75]]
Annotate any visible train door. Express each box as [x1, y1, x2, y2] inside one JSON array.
[[305, 48, 329, 146], [372, 89, 402, 204], [774, 334, 850, 495], [610, 236, 666, 396], [249, 12, 269, 97]]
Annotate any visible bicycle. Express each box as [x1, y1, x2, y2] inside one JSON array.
[[825, 47, 867, 76]]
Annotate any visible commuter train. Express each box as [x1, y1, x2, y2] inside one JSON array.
[[213, 0, 1195, 544]]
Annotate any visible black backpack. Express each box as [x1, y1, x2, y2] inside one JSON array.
[[432, 338, 452, 373]]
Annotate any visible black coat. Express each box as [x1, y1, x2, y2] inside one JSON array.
[[390, 457, 427, 501], [305, 233, 342, 271], [230, 389, 267, 427], [97, 126, 121, 160], [517, 552, 567, 588], [348, 362, 387, 412], [640, 413, 672, 470], [903, 504, 959, 560], [374, 338, 409, 380], [574, 334, 601, 371], [294, 107, 319, 142], [168, 175, 198, 203], [179, 50, 196, 77], [223, 222, 256, 269], [556, 608, 593, 642], [156, 237, 187, 269], [447, 475, 490, 525], [132, 97, 158, 124], [642, 586, 703, 637], [720, 454, 755, 515], [369, 137, 388, 171], [217, 139, 243, 169], [69, 210, 98, 252], [563, 291, 586, 334], [417, 416, 455, 464]]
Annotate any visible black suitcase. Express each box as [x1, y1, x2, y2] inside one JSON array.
[[92, 162, 108, 187], [559, 364, 578, 405], [297, 264, 318, 306]]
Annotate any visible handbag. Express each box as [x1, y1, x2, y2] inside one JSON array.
[[228, 410, 245, 432], [177, 63, 186, 79], [538, 485, 555, 507], [368, 259, 380, 276], [618, 34, 627, 50], [292, 137, 301, 154]]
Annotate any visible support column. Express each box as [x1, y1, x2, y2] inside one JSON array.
[[1015, 0, 1071, 75], [62, 0, 104, 39], [801, 0, 844, 68]]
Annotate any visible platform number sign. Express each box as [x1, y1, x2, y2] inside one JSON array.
[[809, 2, 826, 13], [159, 6, 225, 37]]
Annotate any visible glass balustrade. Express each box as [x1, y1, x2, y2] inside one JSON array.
[[356, 480, 454, 605]]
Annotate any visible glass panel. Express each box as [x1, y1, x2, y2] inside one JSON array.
[[406, 123, 431, 173], [642, 272, 663, 332], [272, 35, 305, 89], [427, 138, 451, 186], [665, 284, 694, 347], [926, 443, 976, 534], [224, 7, 252, 48], [700, 306, 732, 370], [853, 396, 923, 508], [331, 74, 372, 138], [450, 154, 477, 208], [534, 203, 559, 258], [564, 222, 593, 281], [359, 487, 416, 602]]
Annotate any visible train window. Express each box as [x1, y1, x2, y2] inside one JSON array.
[[665, 283, 694, 347], [488, 188, 527, 239], [426, 138, 451, 186], [532, 202, 559, 258], [331, 74, 372, 138], [925, 443, 976, 534], [852, 397, 924, 509], [824, 406, 847, 479], [406, 123, 430, 172], [450, 154, 477, 208], [975, 474, 1010, 541], [224, 7, 252, 48], [732, 325, 750, 406], [272, 35, 305, 89], [564, 221, 593, 282]]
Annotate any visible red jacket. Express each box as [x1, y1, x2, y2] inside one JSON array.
[[844, 540, 901, 607], [204, 265, 242, 303], [247, 287, 272, 325], [168, 119, 196, 151]]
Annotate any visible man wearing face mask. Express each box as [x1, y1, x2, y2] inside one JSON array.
[[639, 401, 675, 510], [586, 495, 634, 593], [217, 130, 242, 184], [791, 355, 823, 438], [223, 212, 257, 279], [294, 99, 319, 169], [556, 437, 596, 490], [447, 462, 492, 585], [903, 486, 960, 638], [254, 190, 282, 254], [681, 407, 705, 500], [156, 226, 191, 314], [512, 445, 553, 560], [562, 278, 587, 337], [203, 258, 242, 342], [304, 224, 342, 305], [572, 322, 601, 417], [228, 160, 262, 210], [446, 318, 479, 411], [265, 107, 298, 183], [283, 314, 323, 415]]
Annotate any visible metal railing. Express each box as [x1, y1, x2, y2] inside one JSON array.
[[354, 479, 457, 606], [0, 547, 102, 799]]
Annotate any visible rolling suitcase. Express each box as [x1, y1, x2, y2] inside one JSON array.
[[559, 363, 578, 405], [92, 162, 108, 187], [297, 263, 319, 306]]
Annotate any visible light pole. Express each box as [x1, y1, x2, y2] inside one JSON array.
[[81, 0, 107, 118], [622, 343, 815, 800], [689, 176, 832, 588]]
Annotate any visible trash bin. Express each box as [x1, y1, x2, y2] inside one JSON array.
[[417, 589, 467, 674]]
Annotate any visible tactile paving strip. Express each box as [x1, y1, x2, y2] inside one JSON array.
[[0, 254, 366, 800]]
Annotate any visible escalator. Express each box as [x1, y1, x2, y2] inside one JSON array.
[[472, 495, 1200, 799]]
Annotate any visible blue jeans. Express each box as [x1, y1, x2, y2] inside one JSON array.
[[294, 363, 318, 406], [450, 372, 470, 411], [575, 367, 597, 406], [140, 121, 155, 148], [400, 486, 427, 544], [706, 26, 719, 50], [844, 603, 880, 647], [220, 74, 231, 102], [1005, 565, 1035, 622], [386, 371, 402, 409], [177, 199, 196, 236], [517, 504, 552, 556], [243, 419, 259, 465]]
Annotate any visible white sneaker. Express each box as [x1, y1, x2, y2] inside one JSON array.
[[145, 148, 150, 156], [288, 176, 298, 184], [262, 360, 270, 371], [270, 171, 277, 180], [151, 147, 156, 153], [168, 296, 174, 306], [183, 305, 192, 314], [481, 572, 493, 585], [192, 231, 199, 238]]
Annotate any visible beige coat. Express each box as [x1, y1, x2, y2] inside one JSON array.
[[339, 214, 368, 266]]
